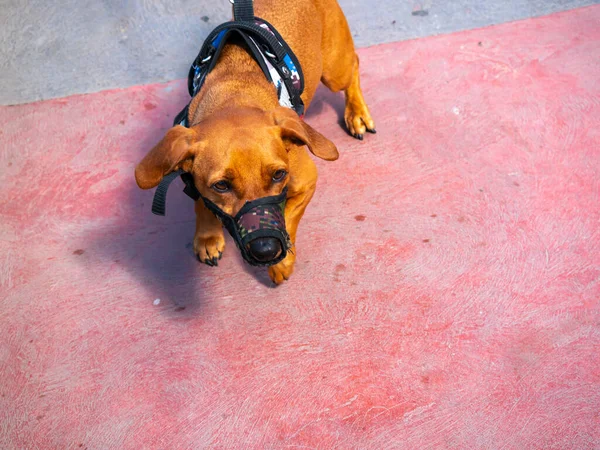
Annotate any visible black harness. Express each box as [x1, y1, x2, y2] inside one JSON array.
[[172, 0, 305, 128]]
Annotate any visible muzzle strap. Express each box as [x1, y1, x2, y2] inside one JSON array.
[[151, 170, 201, 216]]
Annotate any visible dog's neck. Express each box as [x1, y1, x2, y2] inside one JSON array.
[[187, 41, 280, 127]]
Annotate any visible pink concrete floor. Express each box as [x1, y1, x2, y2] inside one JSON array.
[[1, 6, 599, 449]]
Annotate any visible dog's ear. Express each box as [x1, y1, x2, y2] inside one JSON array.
[[272, 108, 339, 161], [135, 125, 200, 189]]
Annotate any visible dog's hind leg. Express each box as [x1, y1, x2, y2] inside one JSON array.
[[318, 1, 375, 139], [340, 55, 376, 139]]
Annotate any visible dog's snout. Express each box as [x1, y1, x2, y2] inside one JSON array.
[[248, 237, 282, 262]]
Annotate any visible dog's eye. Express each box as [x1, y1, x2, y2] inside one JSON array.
[[212, 180, 231, 193], [272, 170, 287, 182]]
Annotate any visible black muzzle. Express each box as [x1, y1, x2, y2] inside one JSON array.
[[151, 170, 291, 266]]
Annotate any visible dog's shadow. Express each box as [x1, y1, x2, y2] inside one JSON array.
[[89, 90, 212, 316], [305, 84, 347, 131]]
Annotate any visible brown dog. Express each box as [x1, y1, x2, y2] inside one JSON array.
[[135, 0, 375, 284]]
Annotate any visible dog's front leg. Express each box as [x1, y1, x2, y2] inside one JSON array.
[[269, 176, 317, 285], [193, 200, 226, 266]]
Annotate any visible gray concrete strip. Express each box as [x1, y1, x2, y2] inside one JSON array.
[[1, 0, 597, 105]]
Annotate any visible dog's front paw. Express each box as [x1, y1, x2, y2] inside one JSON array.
[[268, 251, 296, 285], [194, 233, 225, 267], [345, 100, 376, 140]]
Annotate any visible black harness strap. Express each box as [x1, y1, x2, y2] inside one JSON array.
[[187, 20, 303, 94], [200, 27, 276, 89], [151, 170, 200, 216], [182, 17, 305, 123]]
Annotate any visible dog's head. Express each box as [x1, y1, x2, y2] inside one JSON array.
[[135, 106, 338, 264]]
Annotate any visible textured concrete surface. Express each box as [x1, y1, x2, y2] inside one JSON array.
[[1, 6, 599, 448], [1, 0, 599, 105]]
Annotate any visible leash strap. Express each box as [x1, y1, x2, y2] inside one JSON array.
[[233, 0, 254, 22]]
